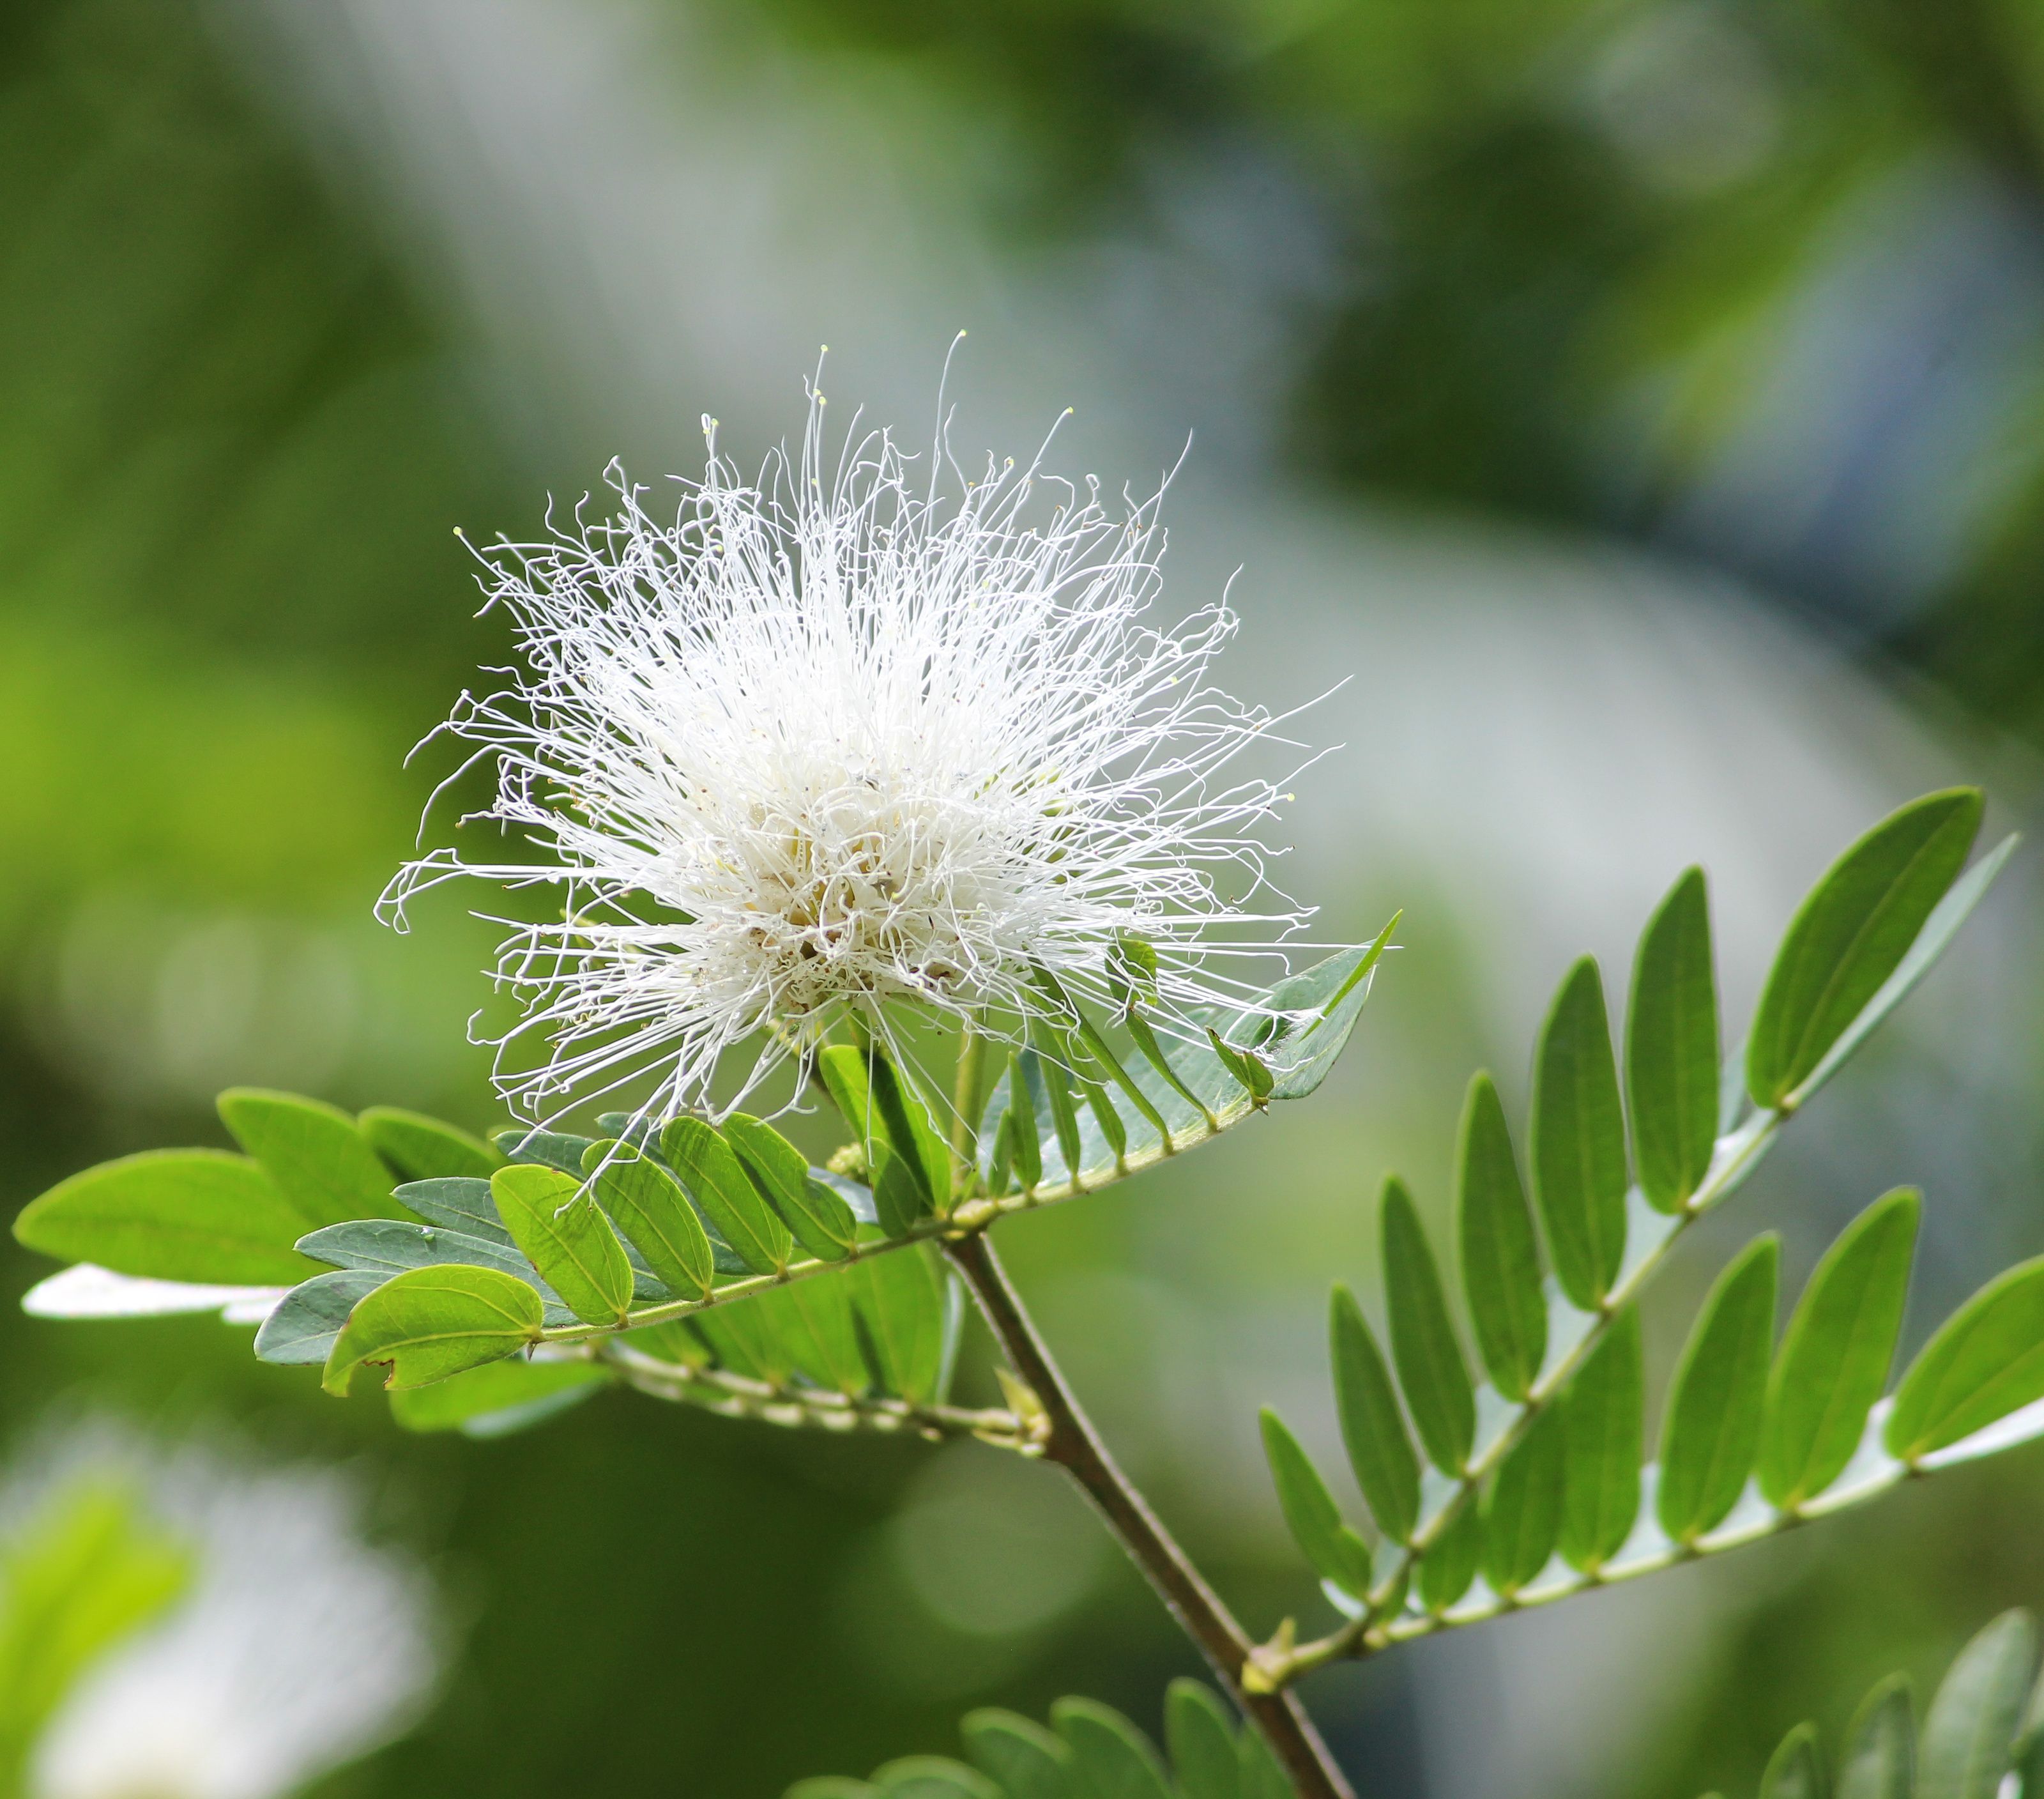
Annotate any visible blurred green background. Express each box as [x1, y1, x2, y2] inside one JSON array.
[[4, 0, 2043, 1793]]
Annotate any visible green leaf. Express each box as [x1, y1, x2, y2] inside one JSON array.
[[962, 1708, 1075, 1799], [1330, 1283, 1421, 1544], [757, 1278, 870, 1395], [1482, 1401, 1565, 1596], [394, 1178, 515, 1250], [1760, 1724, 1824, 1799], [1888, 1257, 2044, 1460], [1032, 1039, 1088, 1188], [1205, 1029, 1274, 1105], [1530, 957, 1629, 1308], [1000, 1052, 1046, 1191], [661, 1119, 793, 1276], [1051, 1697, 1173, 1799], [1760, 1188, 1919, 1508], [1747, 789, 1983, 1110], [874, 1756, 1003, 1799], [726, 1114, 857, 1262], [853, 1245, 947, 1404], [1455, 1073, 1546, 1400], [581, 1142, 715, 1302], [694, 1293, 793, 1384], [818, 1045, 949, 1219], [217, 1088, 403, 1228], [1163, 1681, 1239, 1799], [788, 1783, 878, 1799], [491, 1165, 634, 1328], [388, 1356, 610, 1435], [296, 1218, 545, 1286], [15, 1150, 314, 1285], [1626, 867, 1720, 1213], [358, 1106, 502, 1181], [322, 1263, 543, 1394], [1559, 1306, 1644, 1573], [1658, 1236, 1779, 1542], [1260, 1409, 1373, 1598], [1918, 1611, 2036, 1799], [254, 1269, 386, 1365], [1382, 1177, 1475, 1475], [1235, 1731, 1292, 1799], [1797, 833, 2019, 1108], [1838, 1676, 1915, 1799], [1417, 1494, 1483, 1613], [493, 1129, 599, 1176]]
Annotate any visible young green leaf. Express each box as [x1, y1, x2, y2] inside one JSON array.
[[15, 1151, 314, 1286], [1382, 1177, 1476, 1475], [1031, 1039, 1088, 1188], [1658, 1236, 1779, 1542], [1482, 1400, 1565, 1596], [1838, 1675, 1915, 1799], [581, 1142, 715, 1302], [321, 1263, 544, 1394], [1259, 1409, 1373, 1598], [491, 1165, 634, 1328], [1051, 1698, 1173, 1799], [1163, 1681, 1239, 1799], [358, 1106, 502, 1182], [1759, 1188, 1918, 1508], [1002, 1053, 1046, 1191], [1626, 866, 1719, 1213], [1918, 1610, 2036, 1799], [1760, 1724, 1824, 1799], [661, 1118, 793, 1275], [1559, 1305, 1644, 1573], [961, 1709, 1074, 1799], [724, 1114, 857, 1261], [388, 1357, 610, 1435], [853, 1245, 947, 1404], [1747, 788, 1983, 1110], [1205, 1029, 1274, 1105], [1455, 1073, 1546, 1400], [1530, 957, 1629, 1308], [1417, 1494, 1483, 1613], [1330, 1283, 1421, 1543], [1887, 1257, 2044, 1460], [817, 1045, 949, 1218], [217, 1089, 404, 1227]]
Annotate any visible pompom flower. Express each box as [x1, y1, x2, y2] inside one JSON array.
[[13, 1427, 438, 1799], [385, 382, 1310, 1121]]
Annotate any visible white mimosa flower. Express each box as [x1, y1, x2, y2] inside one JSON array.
[[385, 378, 1313, 1120], [17, 1429, 438, 1799]]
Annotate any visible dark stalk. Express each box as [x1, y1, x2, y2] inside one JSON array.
[[942, 1230, 1355, 1799]]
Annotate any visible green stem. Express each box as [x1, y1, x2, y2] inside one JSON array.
[[943, 1230, 1356, 1799]]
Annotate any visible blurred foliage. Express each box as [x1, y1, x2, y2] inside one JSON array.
[[2, 0, 2043, 1796], [759, 0, 2044, 733]]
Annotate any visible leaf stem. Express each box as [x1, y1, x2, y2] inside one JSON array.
[[1255, 1105, 1783, 1688], [601, 1339, 1032, 1445], [943, 1229, 1357, 1799]]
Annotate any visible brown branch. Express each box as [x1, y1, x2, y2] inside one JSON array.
[[943, 1230, 1356, 1799]]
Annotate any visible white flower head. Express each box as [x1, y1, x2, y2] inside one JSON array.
[[13, 1425, 439, 1799], [386, 373, 1313, 1122]]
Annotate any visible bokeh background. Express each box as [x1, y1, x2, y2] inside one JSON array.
[[4, 0, 2043, 1793]]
